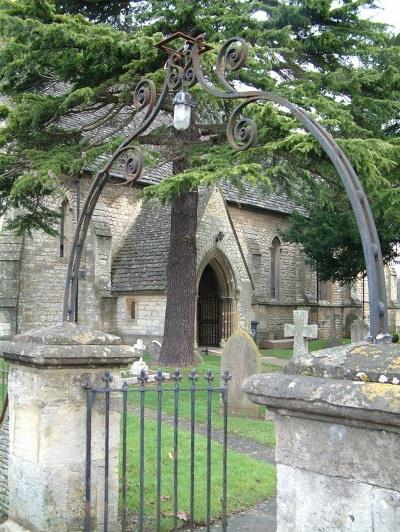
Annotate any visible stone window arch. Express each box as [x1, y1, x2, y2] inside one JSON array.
[[60, 199, 73, 258], [270, 236, 281, 299]]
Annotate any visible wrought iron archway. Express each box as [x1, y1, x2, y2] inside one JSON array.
[[63, 32, 389, 340]]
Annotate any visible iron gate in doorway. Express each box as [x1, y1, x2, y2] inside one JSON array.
[[83, 368, 231, 532], [197, 298, 233, 347]]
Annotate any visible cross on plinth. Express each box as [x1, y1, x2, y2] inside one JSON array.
[[284, 310, 318, 357]]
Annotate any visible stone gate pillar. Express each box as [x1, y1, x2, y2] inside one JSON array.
[[0, 322, 137, 532], [243, 341, 400, 532]]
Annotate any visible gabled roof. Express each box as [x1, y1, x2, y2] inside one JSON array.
[[220, 180, 301, 216], [111, 199, 170, 292]]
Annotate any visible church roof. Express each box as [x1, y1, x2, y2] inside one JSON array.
[[111, 199, 170, 292], [87, 152, 299, 216], [220, 180, 300, 215], [5, 81, 300, 216]]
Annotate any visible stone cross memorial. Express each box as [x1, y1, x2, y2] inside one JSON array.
[[220, 330, 261, 419], [284, 309, 318, 357]]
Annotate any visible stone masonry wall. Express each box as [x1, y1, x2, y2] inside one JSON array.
[[228, 204, 363, 340], [115, 294, 167, 345], [351, 269, 400, 334], [197, 188, 254, 331], [0, 418, 8, 517], [16, 177, 141, 334], [0, 231, 23, 340]]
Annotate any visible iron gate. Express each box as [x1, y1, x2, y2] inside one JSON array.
[[197, 298, 233, 347], [84, 368, 231, 532]]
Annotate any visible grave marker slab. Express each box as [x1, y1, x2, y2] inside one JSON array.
[[350, 319, 369, 342], [148, 340, 161, 363], [220, 330, 261, 419]]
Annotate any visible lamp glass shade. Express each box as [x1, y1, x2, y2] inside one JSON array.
[[173, 102, 191, 130]]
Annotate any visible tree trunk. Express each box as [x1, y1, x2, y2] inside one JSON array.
[[159, 165, 198, 366]]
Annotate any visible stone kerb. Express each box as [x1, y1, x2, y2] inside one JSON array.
[[0, 322, 137, 532], [243, 341, 400, 532]]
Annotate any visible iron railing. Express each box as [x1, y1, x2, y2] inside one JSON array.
[[84, 368, 231, 532]]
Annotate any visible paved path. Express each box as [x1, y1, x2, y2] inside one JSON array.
[[198, 500, 277, 531]]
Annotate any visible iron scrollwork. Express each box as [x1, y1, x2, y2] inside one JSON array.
[[63, 32, 389, 340]]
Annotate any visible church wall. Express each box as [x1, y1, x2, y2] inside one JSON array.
[[227, 204, 363, 341], [197, 188, 254, 332], [351, 268, 399, 335], [114, 294, 166, 345], [14, 177, 142, 334], [0, 230, 23, 339]]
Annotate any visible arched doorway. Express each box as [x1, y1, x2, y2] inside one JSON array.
[[197, 254, 237, 347]]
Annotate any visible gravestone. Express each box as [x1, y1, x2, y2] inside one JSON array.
[[327, 311, 340, 348], [148, 340, 161, 363], [351, 319, 369, 342], [220, 329, 261, 419], [131, 356, 149, 376], [344, 311, 358, 338], [284, 309, 318, 357]]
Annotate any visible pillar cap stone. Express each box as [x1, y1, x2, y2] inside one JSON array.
[[285, 341, 400, 383], [242, 372, 400, 427], [243, 341, 400, 427], [0, 322, 137, 368], [14, 322, 122, 345]]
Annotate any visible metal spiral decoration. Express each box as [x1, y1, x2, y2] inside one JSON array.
[[110, 145, 144, 186], [166, 52, 184, 90], [166, 47, 197, 90], [215, 37, 249, 90], [133, 79, 157, 112], [227, 101, 257, 151]]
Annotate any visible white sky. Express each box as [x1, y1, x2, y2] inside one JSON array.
[[361, 0, 400, 32]]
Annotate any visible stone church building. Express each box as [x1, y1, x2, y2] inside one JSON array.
[[1, 162, 399, 347]]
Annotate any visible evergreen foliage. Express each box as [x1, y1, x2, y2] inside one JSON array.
[[0, 0, 399, 281]]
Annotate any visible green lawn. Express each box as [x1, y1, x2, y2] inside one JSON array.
[[136, 354, 276, 447], [124, 414, 276, 530], [260, 338, 351, 360], [0, 359, 8, 411]]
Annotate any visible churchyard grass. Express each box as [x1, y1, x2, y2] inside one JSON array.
[[0, 358, 7, 408], [135, 354, 276, 447], [124, 414, 276, 530], [260, 338, 351, 360]]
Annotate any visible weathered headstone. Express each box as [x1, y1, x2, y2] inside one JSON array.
[[284, 309, 318, 357], [148, 340, 161, 363], [351, 318, 369, 342], [327, 311, 340, 348], [220, 330, 261, 419]]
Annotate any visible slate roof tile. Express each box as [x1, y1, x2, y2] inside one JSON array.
[[111, 199, 170, 292]]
